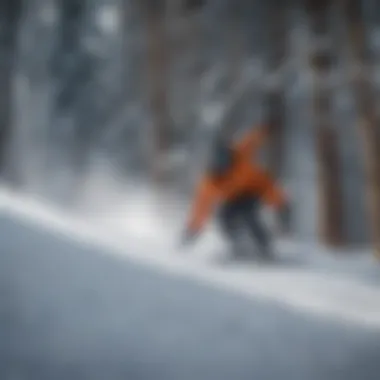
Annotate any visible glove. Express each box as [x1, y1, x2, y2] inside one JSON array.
[[179, 228, 198, 248]]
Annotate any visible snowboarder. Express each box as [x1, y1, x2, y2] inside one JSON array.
[[181, 125, 291, 260]]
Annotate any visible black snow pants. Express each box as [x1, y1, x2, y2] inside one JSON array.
[[217, 194, 272, 258]]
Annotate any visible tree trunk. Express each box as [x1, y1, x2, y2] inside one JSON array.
[[141, 0, 171, 183], [264, 0, 287, 185], [179, 0, 206, 191], [0, 0, 22, 183], [306, 0, 344, 246], [226, 5, 243, 91], [219, 1, 246, 141], [342, 0, 380, 258]]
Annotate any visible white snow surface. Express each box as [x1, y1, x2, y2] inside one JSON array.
[[1, 185, 380, 330]]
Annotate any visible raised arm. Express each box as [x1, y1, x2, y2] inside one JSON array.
[[186, 177, 218, 235]]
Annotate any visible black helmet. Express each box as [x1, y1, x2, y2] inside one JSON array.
[[208, 137, 233, 177]]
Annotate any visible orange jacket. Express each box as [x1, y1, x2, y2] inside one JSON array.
[[187, 127, 287, 233]]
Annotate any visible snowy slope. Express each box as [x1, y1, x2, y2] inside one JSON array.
[[1, 186, 380, 330]]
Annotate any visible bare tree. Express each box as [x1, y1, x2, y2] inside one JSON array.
[[305, 0, 344, 246], [342, 0, 380, 257]]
